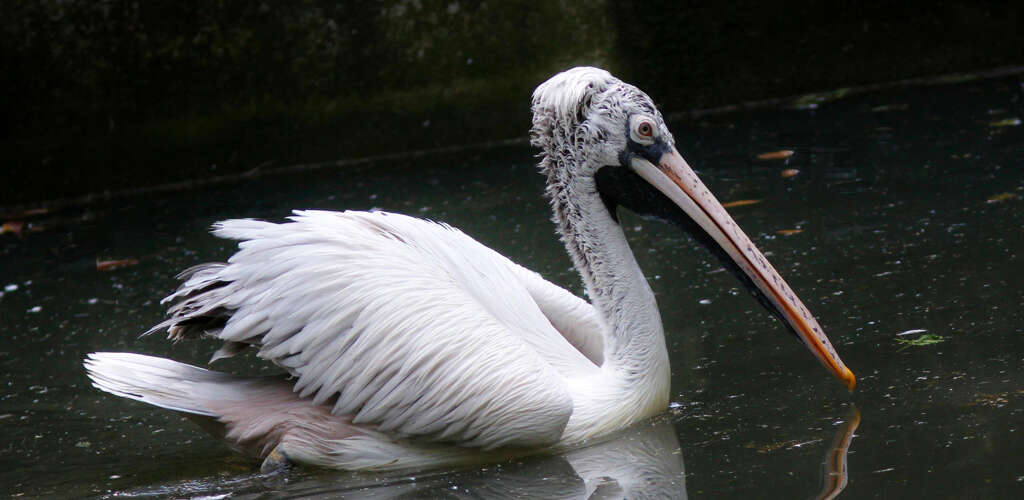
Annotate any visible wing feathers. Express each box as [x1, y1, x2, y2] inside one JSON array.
[[152, 210, 587, 449]]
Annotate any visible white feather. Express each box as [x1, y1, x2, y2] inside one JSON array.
[[85, 352, 228, 417], [181, 210, 609, 449]]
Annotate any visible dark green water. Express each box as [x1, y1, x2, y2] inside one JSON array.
[[1, 75, 1022, 498]]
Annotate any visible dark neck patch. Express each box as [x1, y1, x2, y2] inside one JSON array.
[[594, 165, 678, 225]]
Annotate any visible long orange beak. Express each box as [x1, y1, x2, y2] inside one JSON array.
[[631, 147, 856, 390]]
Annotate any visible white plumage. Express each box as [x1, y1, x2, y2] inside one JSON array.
[[85, 67, 853, 472], [186, 211, 598, 448]]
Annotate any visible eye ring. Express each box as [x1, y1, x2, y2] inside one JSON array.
[[629, 114, 657, 144]]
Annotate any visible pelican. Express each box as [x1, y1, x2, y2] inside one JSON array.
[[85, 67, 855, 472]]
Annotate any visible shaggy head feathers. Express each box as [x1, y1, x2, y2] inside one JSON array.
[[530, 67, 671, 175]]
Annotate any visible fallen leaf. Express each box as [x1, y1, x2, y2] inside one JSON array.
[[757, 150, 794, 160], [722, 199, 763, 208], [989, 117, 1021, 127], [780, 168, 800, 178], [776, 229, 803, 236], [987, 192, 1019, 203], [96, 258, 139, 271], [1, 221, 24, 236]]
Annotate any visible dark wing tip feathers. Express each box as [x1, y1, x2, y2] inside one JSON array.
[[146, 261, 233, 342]]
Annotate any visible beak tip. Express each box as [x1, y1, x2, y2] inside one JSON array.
[[841, 368, 857, 392]]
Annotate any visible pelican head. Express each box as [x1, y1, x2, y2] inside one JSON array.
[[531, 67, 670, 171], [531, 67, 855, 390]]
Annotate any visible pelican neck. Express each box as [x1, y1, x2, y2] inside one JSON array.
[[546, 160, 671, 391]]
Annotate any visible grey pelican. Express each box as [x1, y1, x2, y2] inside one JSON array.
[[85, 67, 854, 472]]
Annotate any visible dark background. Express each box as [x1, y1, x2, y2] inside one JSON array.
[[3, 0, 1022, 207]]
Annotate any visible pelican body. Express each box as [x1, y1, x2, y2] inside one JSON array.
[[85, 67, 854, 472]]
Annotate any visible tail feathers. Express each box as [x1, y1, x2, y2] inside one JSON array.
[[84, 352, 236, 417]]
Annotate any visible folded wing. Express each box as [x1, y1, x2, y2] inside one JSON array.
[[149, 210, 601, 449]]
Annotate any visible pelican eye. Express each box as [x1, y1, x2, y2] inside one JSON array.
[[629, 115, 657, 145]]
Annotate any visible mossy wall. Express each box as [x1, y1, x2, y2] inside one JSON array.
[[2, 0, 1021, 206]]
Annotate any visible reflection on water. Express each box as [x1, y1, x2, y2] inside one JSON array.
[[815, 407, 860, 500], [252, 417, 686, 499], [105, 417, 685, 499], [1, 74, 1022, 497], [99, 410, 863, 499]]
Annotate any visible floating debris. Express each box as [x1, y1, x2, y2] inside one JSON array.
[[722, 199, 763, 209], [896, 329, 928, 336], [96, 258, 139, 272], [780, 168, 800, 178], [1, 221, 25, 236], [986, 192, 1019, 203], [1, 207, 54, 236], [989, 117, 1021, 127], [776, 229, 803, 236], [757, 150, 794, 160], [969, 392, 1012, 408], [667, 401, 686, 416], [895, 333, 945, 351], [1, 220, 48, 235], [745, 439, 800, 453]]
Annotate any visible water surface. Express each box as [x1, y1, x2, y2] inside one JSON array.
[[1, 74, 1022, 498]]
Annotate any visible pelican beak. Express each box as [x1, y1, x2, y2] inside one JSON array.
[[630, 147, 856, 390]]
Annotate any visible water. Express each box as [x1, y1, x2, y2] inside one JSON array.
[[2, 74, 1022, 498]]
